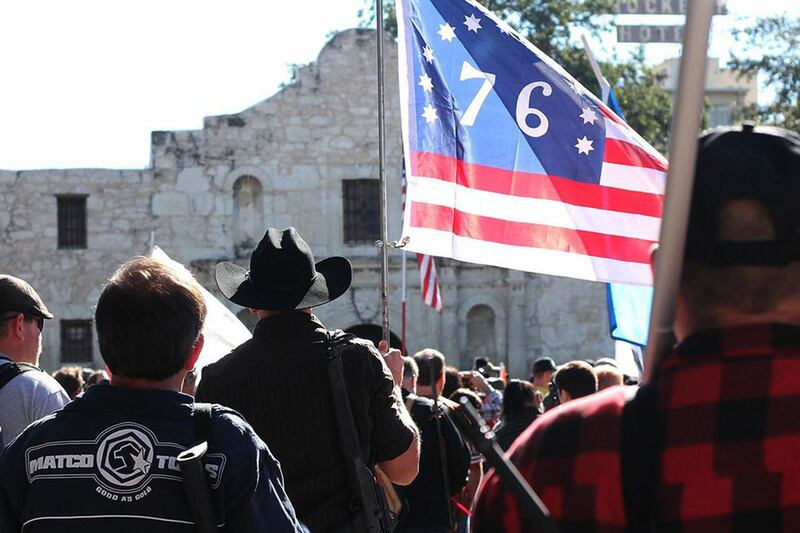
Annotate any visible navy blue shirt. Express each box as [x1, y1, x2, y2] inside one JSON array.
[[0, 383, 308, 532]]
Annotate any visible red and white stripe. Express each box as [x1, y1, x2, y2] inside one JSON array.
[[417, 253, 443, 311], [402, 170, 444, 312], [401, 112, 667, 286]]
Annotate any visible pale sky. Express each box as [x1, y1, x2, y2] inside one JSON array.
[[0, 0, 797, 170]]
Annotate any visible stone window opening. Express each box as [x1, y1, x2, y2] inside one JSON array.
[[60, 319, 93, 363], [466, 304, 497, 363], [56, 195, 88, 249], [342, 179, 379, 245], [233, 175, 264, 258]]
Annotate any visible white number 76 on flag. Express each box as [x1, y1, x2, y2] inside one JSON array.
[[459, 61, 551, 138]]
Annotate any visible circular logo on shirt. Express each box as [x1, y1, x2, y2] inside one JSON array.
[[96, 425, 155, 492]]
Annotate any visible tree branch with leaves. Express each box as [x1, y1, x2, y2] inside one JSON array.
[[729, 15, 800, 131]]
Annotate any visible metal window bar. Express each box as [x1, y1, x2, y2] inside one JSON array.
[[60, 319, 93, 363], [57, 196, 87, 249], [342, 180, 380, 244]]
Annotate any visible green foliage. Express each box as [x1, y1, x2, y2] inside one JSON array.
[[279, 62, 308, 89], [358, 0, 399, 38], [603, 52, 672, 153], [358, 0, 616, 57], [480, 0, 615, 59], [358, 0, 671, 151], [729, 15, 800, 132]]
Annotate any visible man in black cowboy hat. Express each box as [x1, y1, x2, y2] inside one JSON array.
[[196, 227, 420, 532]]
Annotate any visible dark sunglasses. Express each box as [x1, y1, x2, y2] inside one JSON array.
[[2, 312, 44, 332]]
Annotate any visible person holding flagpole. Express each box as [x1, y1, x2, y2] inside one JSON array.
[[474, 124, 800, 531]]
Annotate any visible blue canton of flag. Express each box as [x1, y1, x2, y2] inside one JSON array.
[[398, 0, 667, 285]]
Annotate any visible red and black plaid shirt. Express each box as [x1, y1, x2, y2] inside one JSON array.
[[473, 324, 800, 533]]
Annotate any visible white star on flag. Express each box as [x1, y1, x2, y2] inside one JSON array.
[[437, 23, 456, 42], [418, 73, 433, 93], [422, 45, 436, 63], [575, 136, 595, 155], [464, 14, 482, 32], [422, 104, 439, 124], [579, 107, 598, 125]]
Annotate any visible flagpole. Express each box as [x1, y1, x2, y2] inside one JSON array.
[[376, 0, 391, 345], [643, 0, 715, 382], [401, 249, 408, 353], [579, 34, 610, 104]]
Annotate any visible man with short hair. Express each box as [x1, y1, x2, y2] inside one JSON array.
[[553, 360, 597, 403], [0, 257, 307, 532], [400, 349, 470, 532], [196, 227, 419, 532], [0, 275, 68, 446], [530, 357, 556, 399], [473, 124, 800, 531], [594, 363, 624, 390], [402, 356, 419, 393], [414, 349, 446, 401], [51, 366, 84, 400]]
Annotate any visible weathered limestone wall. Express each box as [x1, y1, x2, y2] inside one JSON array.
[[0, 28, 614, 376], [0, 168, 156, 369]]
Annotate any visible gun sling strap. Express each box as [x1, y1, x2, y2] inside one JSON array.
[[183, 402, 219, 533], [324, 331, 393, 532]]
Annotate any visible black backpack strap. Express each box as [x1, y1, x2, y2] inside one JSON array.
[[620, 383, 661, 533], [0, 362, 38, 391], [192, 403, 214, 445]]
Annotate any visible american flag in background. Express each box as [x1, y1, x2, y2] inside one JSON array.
[[402, 167, 444, 312], [397, 0, 668, 286], [417, 254, 443, 311]]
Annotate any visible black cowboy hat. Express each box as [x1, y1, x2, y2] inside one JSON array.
[[215, 227, 352, 311]]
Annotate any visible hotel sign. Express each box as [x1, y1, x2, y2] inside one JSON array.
[[615, 0, 727, 15]]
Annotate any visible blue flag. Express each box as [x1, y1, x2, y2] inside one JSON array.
[[603, 86, 654, 347]]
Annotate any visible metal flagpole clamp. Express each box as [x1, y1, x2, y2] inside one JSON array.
[[374, 236, 411, 249]]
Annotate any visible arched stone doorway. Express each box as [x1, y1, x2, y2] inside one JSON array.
[[233, 175, 264, 258], [345, 324, 402, 351], [466, 304, 497, 364]]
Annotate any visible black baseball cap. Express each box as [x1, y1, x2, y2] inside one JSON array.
[[685, 123, 800, 266], [0, 275, 53, 319], [532, 357, 557, 373]]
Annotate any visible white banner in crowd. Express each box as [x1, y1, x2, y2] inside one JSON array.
[[150, 246, 252, 373]]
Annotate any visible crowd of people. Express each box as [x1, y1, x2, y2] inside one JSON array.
[[1, 123, 799, 532]]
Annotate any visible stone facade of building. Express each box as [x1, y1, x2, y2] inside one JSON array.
[[0, 29, 614, 377]]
